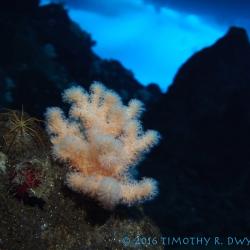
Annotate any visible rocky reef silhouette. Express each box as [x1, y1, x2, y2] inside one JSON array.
[[143, 26, 250, 234], [0, 0, 161, 117]]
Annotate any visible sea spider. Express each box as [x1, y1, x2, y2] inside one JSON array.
[[0, 107, 46, 158]]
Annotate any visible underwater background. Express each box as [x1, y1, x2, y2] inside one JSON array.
[[1, 0, 250, 249]]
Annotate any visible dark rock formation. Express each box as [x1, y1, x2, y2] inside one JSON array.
[[0, 0, 156, 117], [143, 27, 250, 234]]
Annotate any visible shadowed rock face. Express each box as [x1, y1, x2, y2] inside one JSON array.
[[143, 27, 250, 234], [163, 26, 250, 184], [0, 0, 159, 117], [0, 0, 40, 11]]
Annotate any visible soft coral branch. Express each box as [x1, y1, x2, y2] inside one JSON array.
[[45, 82, 160, 209]]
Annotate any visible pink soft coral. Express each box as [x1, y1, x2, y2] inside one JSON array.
[[45, 82, 160, 209]]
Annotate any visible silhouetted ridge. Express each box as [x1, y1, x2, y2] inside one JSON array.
[[216, 26, 249, 48], [169, 27, 250, 94], [144, 27, 250, 234], [0, 0, 159, 116]]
